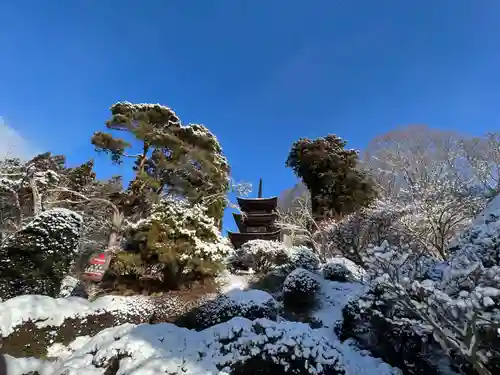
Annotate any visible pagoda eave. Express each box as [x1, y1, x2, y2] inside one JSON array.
[[233, 212, 278, 231], [237, 196, 278, 213], [228, 230, 281, 249]]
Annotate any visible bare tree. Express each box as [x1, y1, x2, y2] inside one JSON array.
[[44, 187, 124, 252], [276, 195, 335, 258], [460, 132, 500, 199], [361, 125, 487, 259], [362, 125, 469, 196]]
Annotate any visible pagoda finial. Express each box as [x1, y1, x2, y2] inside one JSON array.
[[258, 178, 263, 198]]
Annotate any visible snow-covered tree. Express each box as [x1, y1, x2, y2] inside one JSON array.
[[110, 196, 232, 290], [92, 102, 230, 228]]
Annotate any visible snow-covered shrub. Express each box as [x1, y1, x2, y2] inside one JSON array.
[[0, 208, 82, 300], [228, 239, 290, 273], [180, 289, 279, 330], [288, 246, 321, 272], [14, 318, 348, 375], [322, 258, 366, 282], [282, 268, 321, 309], [340, 285, 444, 375], [346, 204, 500, 375], [110, 197, 233, 290]]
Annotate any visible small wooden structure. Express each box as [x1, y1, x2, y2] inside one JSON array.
[[228, 178, 281, 249]]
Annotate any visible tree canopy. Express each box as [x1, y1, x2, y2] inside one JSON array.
[[286, 134, 377, 219]]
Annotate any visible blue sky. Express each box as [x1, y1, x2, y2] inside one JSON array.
[[1, 1, 500, 233]]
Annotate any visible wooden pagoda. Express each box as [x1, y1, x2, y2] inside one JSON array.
[[228, 178, 281, 249]]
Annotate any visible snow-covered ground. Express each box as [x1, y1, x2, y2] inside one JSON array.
[[2, 269, 401, 375], [0, 294, 168, 337]]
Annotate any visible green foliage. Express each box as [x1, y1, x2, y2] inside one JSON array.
[[91, 102, 230, 226], [286, 134, 377, 218], [109, 197, 233, 290], [0, 208, 82, 299]]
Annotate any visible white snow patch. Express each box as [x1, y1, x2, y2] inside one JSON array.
[[4, 355, 57, 375], [47, 335, 92, 360], [0, 294, 158, 337], [224, 289, 274, 307], [313, 278, 368, 329], [216, 270, 251, 294]]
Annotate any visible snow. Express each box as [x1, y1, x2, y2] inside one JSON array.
[[47, 335, 92, 360], [5, 316, 401, 375], [224, 289, 274, 306], [312, 278, 368, 329], [471, 194, 500, 226], [215, 270, 251, 294], [0, 294, 163, 337], [1, 263, 402, 375], [323, 257, 367, 282]]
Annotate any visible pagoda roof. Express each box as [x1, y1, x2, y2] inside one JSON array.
[[236, 196, 278, 213], [228, 230, 281, 249], [233, 212, 277, 232]]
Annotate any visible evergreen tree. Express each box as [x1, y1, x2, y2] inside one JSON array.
[[286, 134, 377, 219], [92, 102, 229, 227]]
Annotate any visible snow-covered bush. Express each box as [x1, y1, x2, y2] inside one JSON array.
[[345, 204, 500, 375], [228, 239, 290, 273], [288, 246, 321, 272], [283, 268, 321, 309], [340, 284, 444, 375], [0, 208, 83, 300], [322, 258, 366, 283], [9, 317, 349, 375], [180, 289, 279, 330], [110, 197, 233, 290]]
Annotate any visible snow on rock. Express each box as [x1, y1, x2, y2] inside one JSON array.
[[57, 275, 88, 298], [0, 294, 164, 337], [322, 258, 366, 283], [4, 355, 57, 375], [5, 317, 402, 375]]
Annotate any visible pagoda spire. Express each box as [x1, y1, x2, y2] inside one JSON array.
[[257, 178, 263, 198]]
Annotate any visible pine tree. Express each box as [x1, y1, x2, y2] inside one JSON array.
[[91, 102, 229, 227]]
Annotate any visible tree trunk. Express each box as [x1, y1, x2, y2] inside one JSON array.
[[30, 177, 42, 215]]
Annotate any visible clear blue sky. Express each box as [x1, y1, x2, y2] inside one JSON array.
[[1, 1, 500, 233]]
